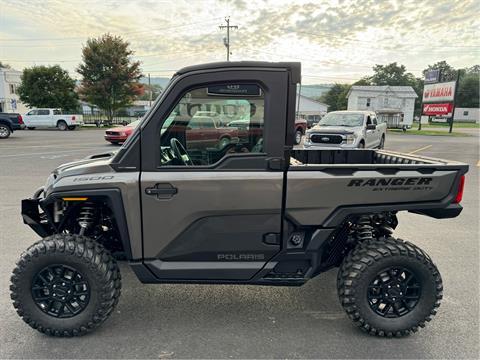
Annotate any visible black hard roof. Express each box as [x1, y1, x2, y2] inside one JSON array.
[[175, 61, 301, 82]]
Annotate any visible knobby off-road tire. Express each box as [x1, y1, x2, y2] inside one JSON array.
[[10, 234, 121, 337], [337, 237, 442, 337]]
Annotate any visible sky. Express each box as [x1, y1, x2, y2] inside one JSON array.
[[0, 0, 479, 84]]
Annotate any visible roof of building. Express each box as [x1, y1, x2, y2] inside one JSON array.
[[348, 85, 418, 98]]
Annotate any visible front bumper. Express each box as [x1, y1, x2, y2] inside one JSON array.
[[104, 134, 128, 143], [22, 195, 51, 237], [303, 141, 359, 149]]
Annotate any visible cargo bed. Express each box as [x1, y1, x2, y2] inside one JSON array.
[[290, 149, 466, 168], [286, 149, 468, 227]]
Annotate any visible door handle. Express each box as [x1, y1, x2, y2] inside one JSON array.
[[145, 183, 178, 198]]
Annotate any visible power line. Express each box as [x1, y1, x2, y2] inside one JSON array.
[[219, 17, 238, 61]]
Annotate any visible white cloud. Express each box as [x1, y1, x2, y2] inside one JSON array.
[[0, 0, 478, 83]]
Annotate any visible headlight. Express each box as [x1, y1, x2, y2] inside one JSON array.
[[345, 134, 356, 144]]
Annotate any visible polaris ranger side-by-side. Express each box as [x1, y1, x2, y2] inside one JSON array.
[[11, 62, 468, 337]]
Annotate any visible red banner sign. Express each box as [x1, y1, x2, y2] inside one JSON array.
[[422, 103, 453, 116]]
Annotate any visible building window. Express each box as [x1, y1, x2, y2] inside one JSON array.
[[366, 98, 370, 107], [384, 97, 389, 106], [463, 110, 469, 116], [9, 84, 16, 94]]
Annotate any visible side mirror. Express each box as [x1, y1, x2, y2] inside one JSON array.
[[366, 124, 376, 130]]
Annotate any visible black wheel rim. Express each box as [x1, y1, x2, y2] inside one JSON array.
[[367, 266, 421, 318], [31, 264, 90, 318]]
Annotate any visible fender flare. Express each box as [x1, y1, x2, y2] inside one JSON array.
[[42, 188, 133, 259]]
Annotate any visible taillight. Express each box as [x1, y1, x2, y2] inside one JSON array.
[[454, 175, 465, 204], [17, 115, 24, 124], [72, 116, 76, 121]]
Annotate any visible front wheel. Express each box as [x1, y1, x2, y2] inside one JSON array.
[[337, 237, 442, 337], [294, 129, 303, 145], [10, 234, 121, 337], [379, 135, 385, 149]]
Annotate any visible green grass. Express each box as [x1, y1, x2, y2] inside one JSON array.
[[421, 122, 479, 128], [388, 129, 469, 137]]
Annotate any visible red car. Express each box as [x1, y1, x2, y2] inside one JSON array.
[[104, 120, 141, 144]]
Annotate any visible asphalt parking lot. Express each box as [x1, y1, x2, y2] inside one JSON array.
[[0, 129, 478, 359]]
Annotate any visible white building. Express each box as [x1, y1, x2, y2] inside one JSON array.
[[454, 107, 479, 123], [347, 85, 418, 129], [297, 94, 328, 126], [0, 67, 29, 114]]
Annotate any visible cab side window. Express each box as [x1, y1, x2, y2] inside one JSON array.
[[38, 110, 49, 115], [158, 84, 265, 167]]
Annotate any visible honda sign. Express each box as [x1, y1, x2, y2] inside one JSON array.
[[422, 103, 453, 116]]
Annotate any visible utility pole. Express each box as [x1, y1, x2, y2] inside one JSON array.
[[449, 69, 461, 134], [219, 17, 238, 61], [148, 73, 152, 107]]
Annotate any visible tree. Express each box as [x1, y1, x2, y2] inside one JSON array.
[[353, 77, 371, 86], [457, 66, 479, 108], [17, 65, 78, 111], [138, 83, 162, 101], [321, 83, 351, 111], [77, 34, 143, 121], [369, 62, 417, 86]]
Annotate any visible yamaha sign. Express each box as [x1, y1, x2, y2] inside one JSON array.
[[422, 81, 456, 103]]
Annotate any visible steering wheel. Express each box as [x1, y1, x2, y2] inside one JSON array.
[[170, 138, 193, 166]]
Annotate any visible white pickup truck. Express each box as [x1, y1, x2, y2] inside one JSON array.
[[23, 108, 83, 130], [304, 110, 387, 149]]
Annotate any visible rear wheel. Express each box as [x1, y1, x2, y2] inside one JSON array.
[[10, 234, 121, 337], [0, 124, 11, 138], [57, 120, 68, 131], [337, 237, 442, 337]]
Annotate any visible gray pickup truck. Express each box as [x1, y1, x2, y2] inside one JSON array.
[[12, 62, 468, 338]]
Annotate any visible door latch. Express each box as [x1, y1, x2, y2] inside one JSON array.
[[145, 183, 178, 199]]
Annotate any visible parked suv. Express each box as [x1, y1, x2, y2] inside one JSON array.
[[23, 108, 83, 130], [304, 110, 386, 149]]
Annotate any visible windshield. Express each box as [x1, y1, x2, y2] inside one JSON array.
[[318, 113, 364, 127]]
